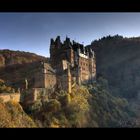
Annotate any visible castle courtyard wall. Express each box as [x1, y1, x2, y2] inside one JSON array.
[[0, 93, 20, 103]]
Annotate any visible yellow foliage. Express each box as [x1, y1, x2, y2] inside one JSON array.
[[0, 101, 37, 128], [70, 86, 91, 112]]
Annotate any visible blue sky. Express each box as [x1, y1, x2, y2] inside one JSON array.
[[0, 13, 140, 57]]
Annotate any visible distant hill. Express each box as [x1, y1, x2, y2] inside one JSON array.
[[91, 35, 140, 99], [0, 49, 49, 67], [0, 49, 50, 89]]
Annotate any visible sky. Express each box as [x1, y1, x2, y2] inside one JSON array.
[[0, 13, 140, 57]]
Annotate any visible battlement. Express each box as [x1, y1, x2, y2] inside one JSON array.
[[50, 36, 94, 59]]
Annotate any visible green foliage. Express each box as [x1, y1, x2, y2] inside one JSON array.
[[23, 78, 135, 128], [97, 77, 109, 90], [25, 80, 134, 127], [0, 79, 15, 93], [91, 35, 140, 100], [45, 99, 61, 113], [87, 80, 135, 127], [0, 75, 135, 128], [58, 92, 71, 106], [30, 100, 42, 113], [15, 75, 135, 128]]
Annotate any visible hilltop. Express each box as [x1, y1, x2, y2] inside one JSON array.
[[0, 49, 49, 67], [0, 49, 49, 89], [91, 35, 140, 99]]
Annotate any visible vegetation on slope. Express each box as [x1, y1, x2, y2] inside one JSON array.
[[0, 100, 36, 128], [24, 77, 135, 128], [0, 49, 50, 89], [0, 79, 15, 93], [0, 76, 135, 127], [91, 35, 140, 99], [0, 49, 48, 66], [0, 62, 43, 89]]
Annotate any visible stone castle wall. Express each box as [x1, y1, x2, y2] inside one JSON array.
[[0, 93, 20, 103], [22, 88, 52, 105], [33, 62, 57, 89]]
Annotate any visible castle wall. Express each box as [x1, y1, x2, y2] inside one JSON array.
[[78, 56, 90, 82], [56, 66, 72, 93], [0, 93, 20, 103], [34, 72, 56, 89], [34, 71, 45, 88], [33, 63, 56, 89], [22, 88, 52, 105]]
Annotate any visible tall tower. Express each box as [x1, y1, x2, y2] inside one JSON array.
[[50, 36, 62, 69], [77, 66, 81, 85], [67, 63, 72, 93], [74, 47, 81, 85]]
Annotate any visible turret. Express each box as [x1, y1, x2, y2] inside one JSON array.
[[64, 36, 71, 48], [50, 38, 55, 46], [67, 63, 72, 93], [50, 38, 55, 52], [55, 36, 61, 48]]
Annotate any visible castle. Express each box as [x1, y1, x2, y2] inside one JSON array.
[[33, 36, 96, 93], [0, 36, 96, 104], [50, 36, 96, 93]]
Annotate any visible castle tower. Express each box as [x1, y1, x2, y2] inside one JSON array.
[[77, 66, 81, 85], [67, 64, 72, 93], [34, 62, 47, 88], [34, 62, 56, 89], [49, 36, 96, 92], [55, 36, 61, 48]]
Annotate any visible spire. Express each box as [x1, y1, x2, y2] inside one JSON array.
[[65, 36, 70, 43], [50, 38, 55, 46], [55, 36, 60, 41], [64, 36, 71, 48], [55, 36, 61, 47]]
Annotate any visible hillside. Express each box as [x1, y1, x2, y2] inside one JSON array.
[[0, 49, 49, 89], [23, 80, 135, 128], [0, 49, 49, 67], [0, 46, 137, 127], [0, 80, 135, 128], [91, 35, 140, 99], [0, 79, 15, 93], [0, 100, 36, 128]]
